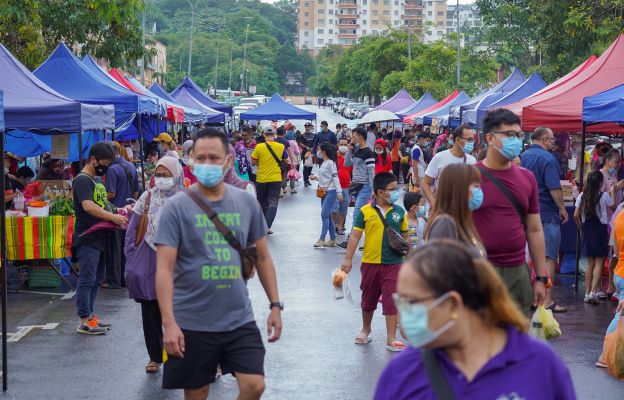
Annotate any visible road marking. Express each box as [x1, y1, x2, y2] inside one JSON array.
[[0, 323, 59, 342], [61, 291, 76, 300], [15, 290, 75, 298]]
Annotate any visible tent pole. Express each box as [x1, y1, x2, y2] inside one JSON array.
[[111, 129, 115, 143], [1, 129, 8, 391], [574, 122, 587, 293], [78, 131, 84, 168], [138, 116, 146, 191]]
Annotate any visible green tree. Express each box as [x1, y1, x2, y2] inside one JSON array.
[[0, 0, 47, 68]]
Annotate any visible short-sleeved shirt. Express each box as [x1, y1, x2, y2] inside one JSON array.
[[374, 326, 576, 400], [472, 163, 539, 267], [575, 192, 613, 224], [613, 210, 624, 279], [105, 158, 139, 208], [411, 144, 427, 177], [251, 141, 288, 183], [154, 185, 268, 332], [337, 155, 352, 188], [72, 173, 108, 250], [520, 144, 562, 223], [425, 149, 476, 180], [353, 201, 408, 265]]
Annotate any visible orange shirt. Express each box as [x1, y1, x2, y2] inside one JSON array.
[[614, 210, 624, 278], [391, 140, 401, 162]]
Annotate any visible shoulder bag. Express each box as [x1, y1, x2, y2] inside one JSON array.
[[184, 189, 257, 281], [477, 165, 527, 232], [373, 206, 411, 257], [265, 142, 285, 172], [119, 162, 136, 194], [421, 349, 456, 400], [135, 191, 152, 247]]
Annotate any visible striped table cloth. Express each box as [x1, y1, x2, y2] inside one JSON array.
[[6, 216, 74, 260]]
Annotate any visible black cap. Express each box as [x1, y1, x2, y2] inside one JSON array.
[[304, 122, 313, 127]]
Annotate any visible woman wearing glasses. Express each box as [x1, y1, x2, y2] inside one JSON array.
[[374, 240, 576, 400]]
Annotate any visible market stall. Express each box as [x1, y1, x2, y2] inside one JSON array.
[[403, 90, 460, 125], [375, 88, 418, 113], [395, 92, 437, 119]]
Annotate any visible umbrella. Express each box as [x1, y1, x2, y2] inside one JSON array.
[[359, 110, 400, 124]]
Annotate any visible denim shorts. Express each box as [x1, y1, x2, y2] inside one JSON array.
[[542, 222, 561, 261]]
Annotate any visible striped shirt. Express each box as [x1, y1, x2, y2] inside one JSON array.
[[345, 147, 376, 186]]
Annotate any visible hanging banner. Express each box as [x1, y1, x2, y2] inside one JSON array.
[[51, 134, 70, 159]]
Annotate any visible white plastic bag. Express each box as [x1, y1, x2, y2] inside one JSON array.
[[331, 269, 353, 303]]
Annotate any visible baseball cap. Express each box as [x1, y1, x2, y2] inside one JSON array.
[[153, 132, 174, 144]]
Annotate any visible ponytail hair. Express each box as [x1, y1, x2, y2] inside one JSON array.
[[406, 239, 528, 332]]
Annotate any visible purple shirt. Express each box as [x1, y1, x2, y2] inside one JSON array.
[[105, 158, 139, 207], [375, 327, 576, 400]]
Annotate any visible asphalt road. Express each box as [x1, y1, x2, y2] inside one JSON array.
[[0, 106, 622, 399]]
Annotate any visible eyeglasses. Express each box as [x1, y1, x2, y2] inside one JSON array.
[[460, 136, 475, 143], [392, 293, 436, 307], [491, 130, 525, 140]]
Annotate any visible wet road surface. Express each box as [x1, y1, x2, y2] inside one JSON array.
[[0, 106, 623, 399]]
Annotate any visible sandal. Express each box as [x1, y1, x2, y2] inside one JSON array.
[[355, 331, 372, 345], [545, 302, 567, 313], [386, 341, 405, 352], [145, 361, 161, 373]]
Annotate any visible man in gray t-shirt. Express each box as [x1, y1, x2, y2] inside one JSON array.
[[156, 128, 282, 400]]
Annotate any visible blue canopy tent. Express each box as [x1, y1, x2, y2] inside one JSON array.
[[0, 44, 115, 390], [416, 92, 471, 126], [81, 54, 164, 142], [240, 93, 316, 121], [460, 92, 506, 127], [170, 86, 226, 124], [395, 92, 438, 118], [0, 90, 4, 133], [170, 77, 233, 115], [448, 69, 526, 128], [481, 72, 547, 129], [127, 76, 206, 124], [582, 84, 624, 125]]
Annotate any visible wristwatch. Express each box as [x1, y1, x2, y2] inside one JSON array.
[[270, 301, 284, 311], [535, 276, 548, 284]]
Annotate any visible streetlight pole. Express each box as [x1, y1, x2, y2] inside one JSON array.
[[228, 48, 233, 91], [140, 0, 147, 85], [214, 20, 221, 91], [407, 24, 412, 60], [456, 0, 460, 88], [240, 24, 249, 91], [187, 0, 200, 77]]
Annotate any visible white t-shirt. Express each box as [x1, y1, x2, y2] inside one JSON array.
[[411, 144, 427, 178], [575, 192, 613, 224], [425, 149, 476, 179]]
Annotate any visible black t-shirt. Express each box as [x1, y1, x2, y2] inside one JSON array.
[[10, 178, 24, 192], [275, 137, 290, 150], [72, 173, 107, 249]]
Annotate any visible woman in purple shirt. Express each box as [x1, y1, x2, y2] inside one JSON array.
[[375, 240, 576, 400]]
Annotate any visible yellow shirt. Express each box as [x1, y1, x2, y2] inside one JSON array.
[[353, 202, 409, 264], [251, 141, 287, 183]]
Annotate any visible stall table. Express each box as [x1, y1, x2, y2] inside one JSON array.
[[5, 216, 78, 289]]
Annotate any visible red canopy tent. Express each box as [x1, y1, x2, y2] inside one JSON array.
[[505, 34, 624, 133], [525, 55, 597, 100], [403, 90, 459, 125], [109, 68, 184, 123]]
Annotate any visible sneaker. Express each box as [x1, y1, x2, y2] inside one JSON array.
[[290, 189, 297, 194], [337, 241, 348, 249], [584, 294, 591, 303], [76, 319, 107, 335], [90, 315, 112, 330], [612, 291, 620, 302], [314, 239, 326, 248], [588, 293, 600, 304], [596, 290, 607, 300], [324, 240, 337, 247]]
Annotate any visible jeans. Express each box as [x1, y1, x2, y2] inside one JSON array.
[[606, 275, 624, 334], [332, 188, 350, 215], [321, 190, 338, 241], [392, 161, 401, 181], [351, 184, 373, 232], [256, 181, 282, 228], [401, 163, 410, 184], [75, 245, 106, 319]]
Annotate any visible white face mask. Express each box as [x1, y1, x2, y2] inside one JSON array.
[[155, 177, 174, 191], [338, 146, 348, 154], [375, 149, 384, 155]]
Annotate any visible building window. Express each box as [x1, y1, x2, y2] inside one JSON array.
[[438, 11, 443, 16], [318, 9, 324, 14], [363, 0, 367, 4], [363, 19, 367, 24], [329, 0, 333, 3], [304, 2, 309, 7], [318, 0, 323, 3], [384, 0, 389, 4], [428, 11, 432, 16], [394, 20, 400, 25], [395, 0, 399, 4], [372, 29, 378, 34], [329, 38, 333, 44], [304, 31, 309, 36], [437, 21, 443, 26], [372, 19, 378, 25], [362, 29, 367, 34], [318, 38, 324, 44], [318, 19, 324, 24], [372, 10, 378, 15], [373, 0, 378, 4], [394, 10, 398, 15], [329, 29, 333, 34], [304, 22, 309, 26], [362, 10, 367, 14], [304, 12, 309, 17], [383, 10, 389, 16], [318, 28, 324, 33], [329, 9, 333, 14], [329, 19, 333, 24]]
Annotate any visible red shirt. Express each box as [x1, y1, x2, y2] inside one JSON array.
[[337, 155, 352, 189], [375, 154, 393, 175], [472, 162, 539, 267]]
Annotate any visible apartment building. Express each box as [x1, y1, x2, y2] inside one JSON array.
[[424, 1, 482, 43], [297, 0, 426, 55], [297, 0, 481, 53]]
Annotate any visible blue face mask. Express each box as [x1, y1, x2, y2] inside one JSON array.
[[495, 136, 523, 160], [469, 186, 484, 211], [192, 162, 225, 188], [388, 189, 400, 204], [397, 292, 456, 348], [462, 141, 474, 154], [447, 139, 454, 146], [609, 167, 617, 176], [416, 205, 426, 218]]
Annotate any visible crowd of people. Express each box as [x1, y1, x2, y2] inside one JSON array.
[[10, 102, 624, 399]]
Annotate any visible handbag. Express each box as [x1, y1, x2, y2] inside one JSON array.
[[184, 189, 257, 281], [421, 349, 456, 400], [316, 186, 328, 199], [373, 206, 411, 257], [135, 191, 152, 247]]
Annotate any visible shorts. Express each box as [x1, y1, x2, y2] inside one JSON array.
[[360, 263, 401, 315], [163, 322, 265, 390], [542, 222, 561, 261], [495, 263, 533, 315]]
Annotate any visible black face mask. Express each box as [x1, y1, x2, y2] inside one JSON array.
[[94, 162, 109, 177]]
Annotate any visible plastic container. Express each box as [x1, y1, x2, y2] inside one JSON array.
[[27, 201, 49, 217]]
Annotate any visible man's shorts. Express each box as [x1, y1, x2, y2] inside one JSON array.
[[360, 263, 401, 315], [163, 322, 265, 390], [542, 222, 561, 261], [495, 263, 533, 315]]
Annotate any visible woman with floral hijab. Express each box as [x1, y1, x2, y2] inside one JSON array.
[[124, 156, 184, 374]]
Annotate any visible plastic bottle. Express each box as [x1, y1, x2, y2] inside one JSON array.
[[44, 187, 52, 201]]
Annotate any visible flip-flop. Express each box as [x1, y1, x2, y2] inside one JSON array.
[[386, 341, 405, 352], [145, 361, 161, 373], [546, 303, 567, 313], [595, 361, 607, 368], [355, 331, 372, 345]]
